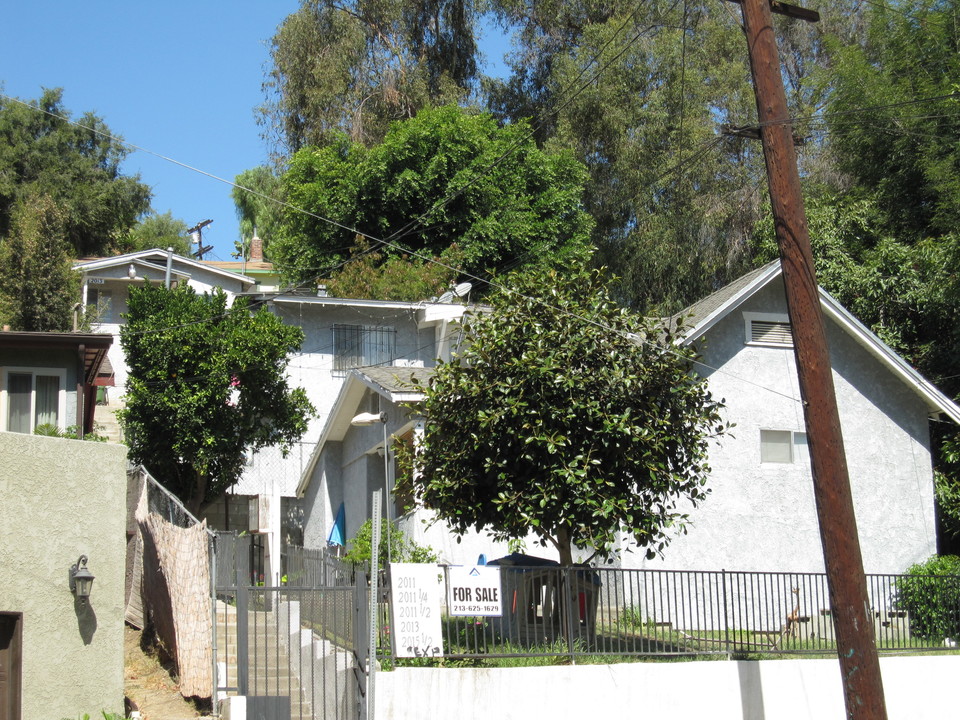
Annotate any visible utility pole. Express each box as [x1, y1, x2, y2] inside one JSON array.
[[728, 0, 889, 717], [187, 218, 214, 260]]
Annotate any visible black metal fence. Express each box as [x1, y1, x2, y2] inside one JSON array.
[[376, 566, 960, 661], [214, 544, 366, 720]]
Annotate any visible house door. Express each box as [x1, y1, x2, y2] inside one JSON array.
[[0, 613, 22, 720]]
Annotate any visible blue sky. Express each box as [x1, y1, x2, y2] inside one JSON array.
[[1, 2, 510, 261]]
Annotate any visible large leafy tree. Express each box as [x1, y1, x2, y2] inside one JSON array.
[[0, 192, 77, 331], [121, 285, 314, 514], [0, 88, 151, 256], [260, 0, 479, 155], [272, 105, 593, 285], [405, 259, 727, 565]]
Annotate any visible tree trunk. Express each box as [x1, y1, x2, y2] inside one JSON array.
[[187, 470, 208, 519]]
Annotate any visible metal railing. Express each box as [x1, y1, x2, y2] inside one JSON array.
[[373, 566, 960, 661], [215, 585, 364, 720]]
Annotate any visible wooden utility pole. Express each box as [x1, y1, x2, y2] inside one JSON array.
[[730, 0, 889, 716]]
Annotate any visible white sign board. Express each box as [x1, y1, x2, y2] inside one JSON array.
[[448, 565, 503, 616], [390, 563, 444, 658]]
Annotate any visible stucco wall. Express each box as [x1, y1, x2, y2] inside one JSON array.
[[0, 432, 128, 719], [233, 301, 435, 499], [377, 656, 960, 720], [630, 278, 936, 575]]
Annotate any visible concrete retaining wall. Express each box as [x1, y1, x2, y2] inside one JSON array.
[[377, 655, 960, 720]]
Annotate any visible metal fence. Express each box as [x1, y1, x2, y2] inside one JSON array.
[[375, 566, 960, 661], [214, 544, 365, 720]]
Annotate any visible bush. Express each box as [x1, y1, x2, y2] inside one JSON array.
[[343, 518, 439, 567], [896, 555, 960, 640]]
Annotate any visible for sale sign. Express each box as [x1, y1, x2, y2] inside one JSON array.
[[448, 565, 502, 616]]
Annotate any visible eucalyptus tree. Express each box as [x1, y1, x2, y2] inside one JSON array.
[[260, 0, 481, 156]]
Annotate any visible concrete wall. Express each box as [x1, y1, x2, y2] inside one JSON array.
[[376, 656, 960, 720], [0, 431, 128, 719], [630, 277, 936, 575]]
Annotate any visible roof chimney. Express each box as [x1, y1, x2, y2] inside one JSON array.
[[250, 230, 264, 262]]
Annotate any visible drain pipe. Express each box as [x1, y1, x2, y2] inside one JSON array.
[[165, 246, 174, 289]]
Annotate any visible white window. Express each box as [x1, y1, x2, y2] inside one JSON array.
[[760, 428, 808, 464], [333, 324, 396, 371], [744, 312, 793, 347], [2, 368, 67, 434]]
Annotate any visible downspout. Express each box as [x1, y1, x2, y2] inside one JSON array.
[[77, 344, 85, 438]]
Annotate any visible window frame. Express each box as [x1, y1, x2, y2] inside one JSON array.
[[0, 366, 68, 434], [760, 427, 808, 465], [332, 324, 397, 372], [743, 311, 794, 348]]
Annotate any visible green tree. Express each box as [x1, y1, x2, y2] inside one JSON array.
[[324, 237, 464, 301], [272, 105, 592, 285], [120, 284, 314, 514], [0, 192, 77, 331], [271, 106, 590, 280], [232, 166, 284, 258], [119, 211, 191, 255], [0, 88, 151, 256], [260, 0, 479, 155], [404, 259, 727, 565]]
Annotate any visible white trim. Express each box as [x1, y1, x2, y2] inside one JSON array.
[[0, 366, 68, 433], [74, 249, 255, 286]]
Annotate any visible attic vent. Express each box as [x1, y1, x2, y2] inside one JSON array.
[[751, 320, 793, 345], [744, 313, 793, 346]]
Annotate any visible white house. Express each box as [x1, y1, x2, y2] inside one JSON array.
[[297, 261, 960, 577], [74, 249, 472, 581]]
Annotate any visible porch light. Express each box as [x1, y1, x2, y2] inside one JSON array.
[[70, 555, 95, 602]]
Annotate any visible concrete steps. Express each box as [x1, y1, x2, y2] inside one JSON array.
[[216, 601, 314, 719]]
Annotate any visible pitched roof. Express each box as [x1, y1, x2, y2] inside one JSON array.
[[678, 259, 960, 424], [74, 249, 255, 286], [295, 366, 432, 496]]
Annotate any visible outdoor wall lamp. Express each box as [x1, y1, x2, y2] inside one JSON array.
[[69, 555, 95, 602]]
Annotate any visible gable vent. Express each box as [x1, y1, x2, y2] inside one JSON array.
[[751, 319, 793, 345]]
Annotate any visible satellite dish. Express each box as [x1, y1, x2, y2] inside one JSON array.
[[452, 282, 472, 297], [437, 290, 455, 303]]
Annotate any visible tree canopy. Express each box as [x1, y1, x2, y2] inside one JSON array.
[[120, 285, 314, 513], [260, 0, 480, 155], [0, 88, 151, 257], [271, 105, 593, 284], [405, 260, 727, 565], [0, 192, 77, 332]]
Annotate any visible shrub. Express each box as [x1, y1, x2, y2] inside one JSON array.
[[896, 555, 960, 640], [343, 518, 439, 567]]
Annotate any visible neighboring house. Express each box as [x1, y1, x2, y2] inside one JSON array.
[[297, 261, 960, 575], [73, 249, 471, 580], [73, 249, 256, 394], [0, 330, 113, 436]]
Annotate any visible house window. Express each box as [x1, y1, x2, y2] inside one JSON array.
[[88, 288, 114, 322], [333, 324, 396, 371], [760, 428, 808, 464], [3, 368, 67, 434], [744, 312, 793, 347]]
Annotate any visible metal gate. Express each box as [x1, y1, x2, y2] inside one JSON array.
[[214, 535, 368, 720]]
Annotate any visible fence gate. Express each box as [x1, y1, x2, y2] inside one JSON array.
[[214, 535, 367, 720]]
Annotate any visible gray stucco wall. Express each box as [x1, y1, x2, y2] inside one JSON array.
[[0, 432, 128, 719], [630, 278, 936, 574]]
